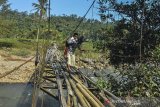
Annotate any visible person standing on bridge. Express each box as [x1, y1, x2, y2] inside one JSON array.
[[64, 33, 85, 72]]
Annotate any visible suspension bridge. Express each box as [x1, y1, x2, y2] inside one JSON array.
[[0, 43, 124, 107], [31, 44, 121, 107]]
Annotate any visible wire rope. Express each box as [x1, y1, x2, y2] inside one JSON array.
[[70, 0, 96, 35]]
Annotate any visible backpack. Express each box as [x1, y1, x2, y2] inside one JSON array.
[[65, 40, 69, 47]]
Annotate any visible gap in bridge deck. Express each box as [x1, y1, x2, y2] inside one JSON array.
[[0, 83, 59, 107]]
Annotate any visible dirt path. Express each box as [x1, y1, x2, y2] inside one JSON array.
[[0, 50, 35, 83]]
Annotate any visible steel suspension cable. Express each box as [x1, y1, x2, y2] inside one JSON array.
[[71, 0, 96, 35]]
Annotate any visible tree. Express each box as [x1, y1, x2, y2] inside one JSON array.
[[0, 0, 8, 7], [0, 0, 11, 18], [32, 0, 48, 20], [97, 0, 160, 64]]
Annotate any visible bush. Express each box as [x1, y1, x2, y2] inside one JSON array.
[[106, 63, 160, 97], [96, 77, 108, 90], [152, 45, 160, 62], [17, 38, 32, 43], [11, 49, 31, 57], [0, 38, 36, 51], [0, 41, 14, 48]]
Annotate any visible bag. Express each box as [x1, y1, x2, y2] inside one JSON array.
[[64, 47, 68, 56]]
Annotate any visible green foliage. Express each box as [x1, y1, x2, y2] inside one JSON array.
[[0, 0, 104, 44], [0, 0, 10, 14], [0, 38, 36, 50], [75, 42, 102, 60], [107, 63, 160, 97], [50, 15, 103, 37], [91, 24, 114, 51], [152, 45, 160, 62], [0, 39, 14, 48], [81, 42, 94, 51], [32, 0, 48, 19], [0, 6, 103, 42], [79, 50, 100, 60], [10, 48, 31, 57], [17, 38, 32, 43], [96, 77, 107, 90], [95, 0, 160, 65]]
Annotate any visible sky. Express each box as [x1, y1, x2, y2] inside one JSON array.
[[8, 0, 100, 20], [7, 0, 134, 20]]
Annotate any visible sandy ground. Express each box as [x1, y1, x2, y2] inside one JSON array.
[[0, 50, 35, 83]]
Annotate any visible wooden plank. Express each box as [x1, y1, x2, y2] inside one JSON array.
[[62, 72, 73, 107], [56, 70, 67, 107], [43, 77, 57, 83], [73, 95, 78, 107], [43, 75, 56, 78], [40, 87, 58, 100]]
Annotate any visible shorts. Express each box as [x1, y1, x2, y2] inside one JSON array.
[[67, 53, 75, 67]]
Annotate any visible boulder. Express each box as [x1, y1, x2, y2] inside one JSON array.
[[80, 58, 94, 65]]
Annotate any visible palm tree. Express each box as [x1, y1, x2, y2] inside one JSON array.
[[32, 0, 48, 20]]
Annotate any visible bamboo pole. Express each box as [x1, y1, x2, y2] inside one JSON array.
[[32, 68, 39, 107], [83, 94, 92, 107], [63, 72, 73, 107], [79, 72, 120, 100], [68, 78, 89, 107], [73, 95, 78, 107], [76, 83, 102, 107], [40, 87, 58, 100], [99, 92, 115, 107], [71, 75, 104, 107]]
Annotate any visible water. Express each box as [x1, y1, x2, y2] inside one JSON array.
[[0, 83, 59, 107]]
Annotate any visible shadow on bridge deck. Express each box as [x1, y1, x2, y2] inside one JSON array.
[[0, 68, 59, 107]]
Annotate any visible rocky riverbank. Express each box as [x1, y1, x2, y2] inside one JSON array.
[[77, 57, 110, 70]]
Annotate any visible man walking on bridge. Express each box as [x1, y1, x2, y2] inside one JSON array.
[[64, 33, 85, 72]]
